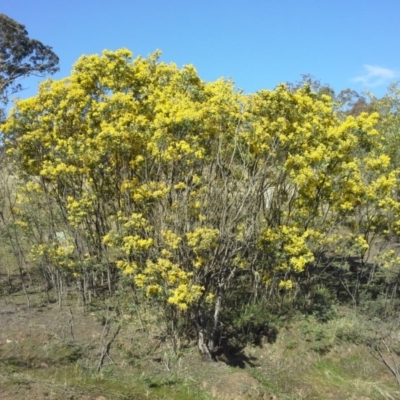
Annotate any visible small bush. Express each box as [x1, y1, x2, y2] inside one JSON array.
[[307, 287, 337, 322], [225, 302, 278, 346]]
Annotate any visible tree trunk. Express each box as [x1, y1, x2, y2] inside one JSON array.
[[196, 316, 213, 361], [208, 287, 223, 352]]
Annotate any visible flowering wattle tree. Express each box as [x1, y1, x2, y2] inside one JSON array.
[[3, 49, 398, 358]]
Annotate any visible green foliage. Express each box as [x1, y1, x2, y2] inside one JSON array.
[[300, 318, 335, 354], [334, 318, 370, 344], [223, 302, 278, 346], [0, 13, 59, 119], [46, 341, 84, 365], [307, 286, 337, 322]]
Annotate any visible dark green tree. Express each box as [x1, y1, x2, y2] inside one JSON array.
[[0, 13, 59, 120]]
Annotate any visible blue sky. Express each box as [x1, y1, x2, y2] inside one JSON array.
[[3, 0, 400, 103]]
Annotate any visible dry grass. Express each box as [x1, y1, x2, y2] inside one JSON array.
[[1, 276, 400, 399]]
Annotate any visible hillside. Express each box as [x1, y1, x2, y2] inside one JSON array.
[[1, 277, 399, 399]]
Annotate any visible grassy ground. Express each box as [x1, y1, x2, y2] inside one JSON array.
[[1, 277, 400, 399]]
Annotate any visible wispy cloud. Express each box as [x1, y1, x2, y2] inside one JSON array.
[[353, 65, 399, 87]]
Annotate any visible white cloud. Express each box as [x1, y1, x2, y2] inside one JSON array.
[[353, 65, 399, 87]]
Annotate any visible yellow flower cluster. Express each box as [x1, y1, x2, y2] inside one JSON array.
[[279, 280, 293, 290], [29, 241, 75, 270], [161, 230, 182, 250], [259, 225, 314, 273], [168, 284, 204, 311], [186, 227, 220, 253], [66, 193, 96, 226]]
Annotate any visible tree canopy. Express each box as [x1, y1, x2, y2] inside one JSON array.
[[4, 48, 400, 359], [0, 13, 59, 119]]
